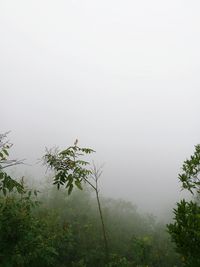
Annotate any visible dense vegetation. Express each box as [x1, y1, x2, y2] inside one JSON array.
[[1, 132, 197, 267], [0, 185, 183, 267], [167, 145, 200, 267]]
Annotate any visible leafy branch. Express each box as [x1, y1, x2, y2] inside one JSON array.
[[178, 144, 200, 194], [0, 132, 24, 195]]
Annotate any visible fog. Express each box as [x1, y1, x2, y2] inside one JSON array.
[[1, 0, 200, 216]]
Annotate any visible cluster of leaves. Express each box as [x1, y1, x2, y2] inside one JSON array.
[[178, 145, 200, 194], [0, 133, 9, 162], [0, 191, 74, 267], [0, 133, 24, 195], [44, 144, 94, 194], [168, 145, 200, 266], [168, 200, 200, 266], [0, 171, 24, 196], [0, 132, 24, 170]]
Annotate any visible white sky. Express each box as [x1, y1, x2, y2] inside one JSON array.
[[1, 0, 200, 215]]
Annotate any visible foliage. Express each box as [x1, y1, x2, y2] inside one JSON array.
[[0, 132, 24, 195], [0, 133, 183, 267], [44, 142, 94, 194], [168, 145, 200, 266], [105, 254, 132, 267], [0, 133, 74, 267], [178, 144, 200, 194], [0, 177, 183, 267], [0, 191, 74, 267], [42, 186, 183, 267], [168, 200, 200, 266]]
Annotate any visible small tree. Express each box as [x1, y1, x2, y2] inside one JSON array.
[[44, 141, 109, 261], [167, 145, 200, 266]]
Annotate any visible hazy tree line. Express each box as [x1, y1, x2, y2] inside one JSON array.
[[0, 132, 200, 266]]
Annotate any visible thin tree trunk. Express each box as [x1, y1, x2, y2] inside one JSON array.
[[95, 189, 109, 261]]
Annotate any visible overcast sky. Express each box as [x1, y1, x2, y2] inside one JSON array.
[[1, 0, 200, 215]]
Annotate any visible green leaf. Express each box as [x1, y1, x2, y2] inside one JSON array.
[[75, 180, 83, 190], [2, 149, 9, 156], [68, 184, 73, 195], [2, 188, 6, 196]]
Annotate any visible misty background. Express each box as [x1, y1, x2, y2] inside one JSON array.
[[1, 0, 200, 216]]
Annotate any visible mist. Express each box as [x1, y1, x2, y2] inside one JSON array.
[[1, 0, 200, 216]]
